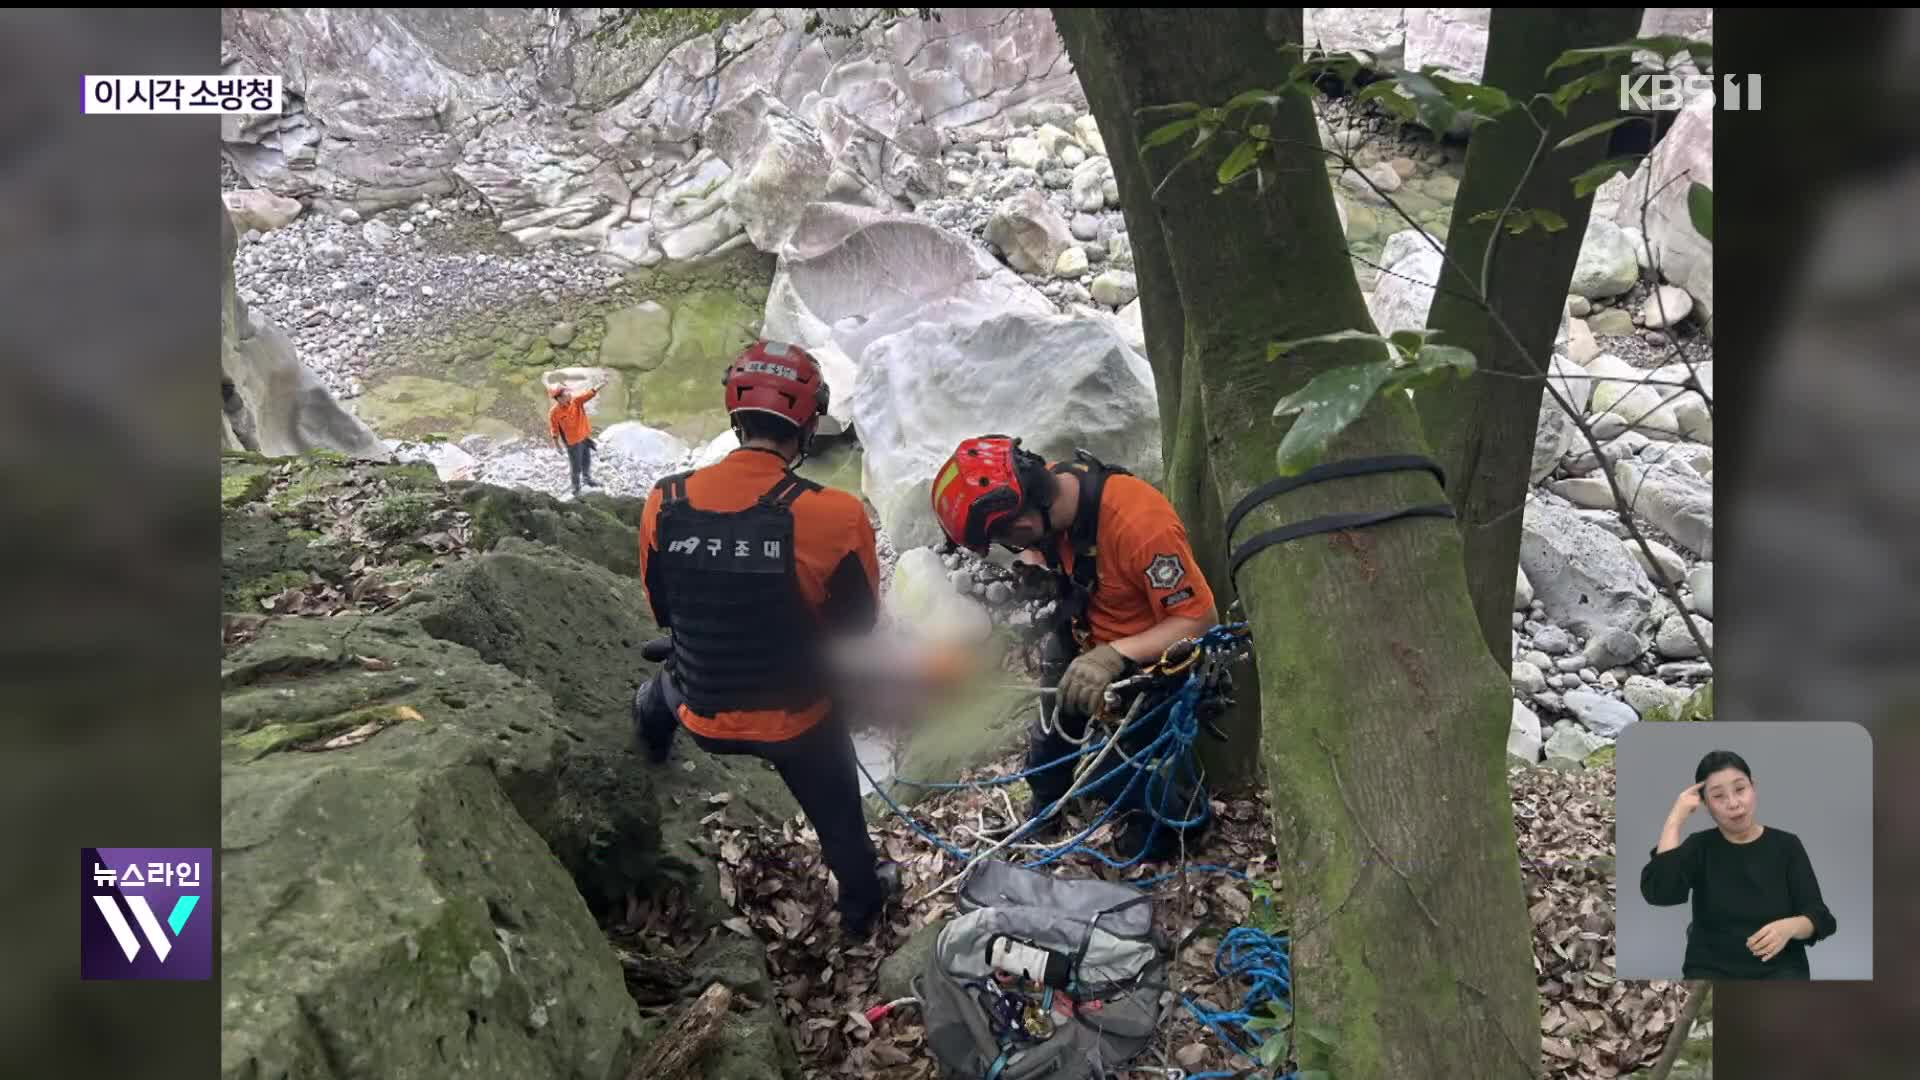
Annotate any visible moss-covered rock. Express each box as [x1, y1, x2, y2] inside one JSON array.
[[598, 301, 675, 372], [456, 484, 646, 577], [223, 468, 272, 508], [222, 510, 348, 611], [630, 288, 761, 444]]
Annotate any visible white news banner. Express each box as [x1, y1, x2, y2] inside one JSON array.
[[85, 75, 282, 115]]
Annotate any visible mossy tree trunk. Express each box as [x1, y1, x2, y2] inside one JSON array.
[[1417, 7, 1646, 661], [1059, 6, 1261, 790], [1057, 9, 1540, 1077]]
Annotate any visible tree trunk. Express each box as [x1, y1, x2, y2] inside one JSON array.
[[1059, 8, 1540, 1077], [1057, 10, 1262, 789], [1416, 8, 1645, 661]]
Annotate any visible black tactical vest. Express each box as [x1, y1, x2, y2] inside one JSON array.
[[653, 469, 830, 716]]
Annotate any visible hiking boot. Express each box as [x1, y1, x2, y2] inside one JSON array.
[[845, 860, 903, 940]]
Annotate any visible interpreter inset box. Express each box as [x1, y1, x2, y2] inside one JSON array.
[[1614, 721, 1872, 981]]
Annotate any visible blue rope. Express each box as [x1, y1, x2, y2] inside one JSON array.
[[1181, 928, 1295, 1075]]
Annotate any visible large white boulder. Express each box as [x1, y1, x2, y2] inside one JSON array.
[[854, 309, 1163, 550], [885, 548, 992, 645], [1614, 93, 1715, 333], [762, 202, 1053, 430], [1304, 9, 1411, 68], [704, 90, 832, 253], [598, 422, 692, 471], [1404, 8, 1492, 83]]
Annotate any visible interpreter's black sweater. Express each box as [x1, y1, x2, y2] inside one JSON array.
[[1640, 825, 1838, 979]]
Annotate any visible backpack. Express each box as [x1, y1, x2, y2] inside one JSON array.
[[915, 861, 1171, 1079]]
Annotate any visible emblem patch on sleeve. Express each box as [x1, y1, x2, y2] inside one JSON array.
[[1144, 553, 1187, 591]]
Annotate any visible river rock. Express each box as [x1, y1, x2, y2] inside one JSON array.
[[1570, 218, 1640, 299], [988, 189, 1075, 276], [1520, 501, 1657, 641], [1656, 614, 1713, 659], [1509, 701, 1543, 763], [1565, 690, 1638, 737], [1641, 285, 1694, 329], [1613, 457, 1714, 558]]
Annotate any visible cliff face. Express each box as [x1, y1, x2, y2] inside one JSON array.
[[220, 8, 1080, 265]]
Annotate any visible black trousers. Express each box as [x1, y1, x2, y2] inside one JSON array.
[[565, 438, 594, 492], [634, 674, 884, 932]]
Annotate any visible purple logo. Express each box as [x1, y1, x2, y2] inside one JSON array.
[[81, 848, 212, 981]]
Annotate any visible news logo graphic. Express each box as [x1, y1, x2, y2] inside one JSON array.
[[82, 848, 212, 981]]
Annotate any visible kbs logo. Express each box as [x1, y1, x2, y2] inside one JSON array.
[[1620, 73, 1760, 112], [82, 848, 212, 980]]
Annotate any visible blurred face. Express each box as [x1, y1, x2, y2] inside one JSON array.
[[990, 508, 1048, 553], [1701, 767, 1756, 832], [555, 389, 571, 403]]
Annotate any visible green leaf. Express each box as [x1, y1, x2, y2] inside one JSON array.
[[1687, 182, 1712, 242], [1549, 68, 1623, 115], [1532, 208, 1569, 232], [1258, 1037, 1290, 1067], [1217, 138, 1262, 185], [1271, 361, 1396, 476], [1300, 1023, 1340, 1047], [1141, 118, 1199, 151], [1554, 115, 1638, 151], [1267, 329, 1393, 362], [1547, 35, 1713, 76], [1453, 83, 1514, 117], [1396, 71, 1461, 134], [1388, 329, 1438, 359], [1224, 87, 1281, 113], [1384, 344, 1478, 396], [1249, 122, 1270, 139], [1571, 156, 1641, 198], [1352, 79, 1402, 108], [1140, 101, 1206, 118]]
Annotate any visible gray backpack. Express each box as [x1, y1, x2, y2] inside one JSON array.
[[915, 861, 1171, 1079]]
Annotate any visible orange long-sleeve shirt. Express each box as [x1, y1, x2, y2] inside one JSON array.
[[548, 389, 597, 446]]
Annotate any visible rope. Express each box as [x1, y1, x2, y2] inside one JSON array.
[[1181, 927, 1296, 1075]]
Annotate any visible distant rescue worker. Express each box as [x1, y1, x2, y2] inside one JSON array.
[[631, 341, 899, 938], [931, 434, 1219, 861], [549, 380, 605, 497]]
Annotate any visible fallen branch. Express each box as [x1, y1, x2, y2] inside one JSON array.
[[626, 981, 733, 1080], [1646, 982, 1709, 1080]]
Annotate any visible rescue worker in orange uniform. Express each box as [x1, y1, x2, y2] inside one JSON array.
[[631, 341, 899, 938], [930, 435, 1219, 861], [549, 381, 605, 497]]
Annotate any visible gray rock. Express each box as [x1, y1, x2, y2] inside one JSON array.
[[1555, 656, 1586, 674], [1564, 690, 1638, 737], [1514, 565, 1534, 610], [1070, 213, 1101, 241], [1512, 661, 1547, 696], [1523, 650, 1554, 673], [1583, 627, 1645, 669], [1568, 296, 1592, 317], [1532, 625, 1575, 655], [1657, 661, 1714, 680], [1549, 476, 1618, 509], [1571, 218, 1640, 299], [1687, 564, 1714, 618], [1519, 501, 1657, 640], [1508, 701, 1544, 764], [985, 582, 1014, 605], [1090, 270, 1138, 307], [547, 321, 576, 347], [1545, 725, 1608, 768], [1614, 458, 1714, 558], [1656, 614, 1712, 659], [1624, 675, 1690, 719], [1627, 536, 1687, 587]]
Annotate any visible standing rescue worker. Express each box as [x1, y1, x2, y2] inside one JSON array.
[[549, 381, 605, 496], [930, 435, 1219, 861], [631, 341, 899, 938]]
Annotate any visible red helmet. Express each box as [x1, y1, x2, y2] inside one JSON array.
[[931, 435, 1053, 554], [722, 340, 830, 429]]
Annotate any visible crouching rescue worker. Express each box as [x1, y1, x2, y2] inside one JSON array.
[[631, 341, 899, 938], [931, 435, 1219, 862]]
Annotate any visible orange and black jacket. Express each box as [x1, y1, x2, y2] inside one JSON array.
[[637, 448, 880, 742], [1045, 469, 1217, 648]]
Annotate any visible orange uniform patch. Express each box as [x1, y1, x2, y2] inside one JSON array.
[[638, 448, 880, 742], [1048, 472, 1216, 645], [548, 388, 597, 445]]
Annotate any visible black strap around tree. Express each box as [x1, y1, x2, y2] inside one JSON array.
[[1224, 454, 1455, 589]]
